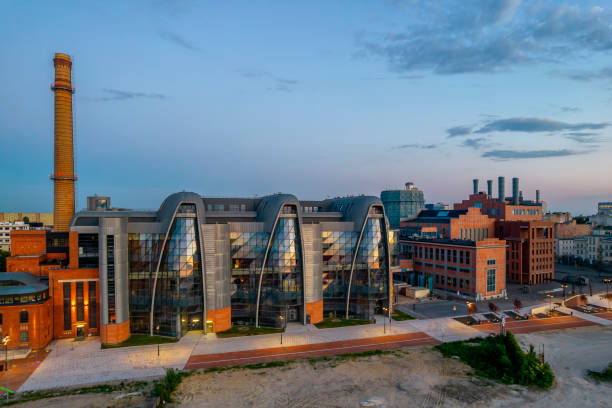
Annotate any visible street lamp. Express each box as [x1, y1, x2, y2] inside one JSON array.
[[561, 284, 568, 303], [2, 336, 9, 403], [382, 307, 387, 334], [604, 279, 611, 309], [546, 294, 554, 316], [279, 315, 284, 345]]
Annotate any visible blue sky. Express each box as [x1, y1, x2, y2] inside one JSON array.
[[1, 0, 611, 215]]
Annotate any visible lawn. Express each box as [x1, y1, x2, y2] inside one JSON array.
[[391, 309, 416, 321], [435, 332, 555, 389], [216, 326, 282, 338], [101, 334, 177, 349], [314, 317, 371, 329]]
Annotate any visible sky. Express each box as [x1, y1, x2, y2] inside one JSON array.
[[1, 0, 611, 215]]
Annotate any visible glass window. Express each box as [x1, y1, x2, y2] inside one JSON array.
[[20, 331, 28, 343], [76, 282, 84, 321], [89, 281, 97, 329], [20, 310, 28, 323], [487, 269, 496, 292], [63, 282, 71, 330]]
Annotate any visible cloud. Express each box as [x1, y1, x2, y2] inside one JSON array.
[[240, 70, 300, 92], [94, 88, 167, 101], [446, 126, 472, 138], [475, 118, 609, 134], [559, 66, 612, 82], [359, 2, 612, 75], [461, 138, 487, 150], [392, 143, 438, 150], [158, 29, 200, 51], [482, 149, 585, 160], [560, 106, 581, 113], [564, 132, 601, 144]]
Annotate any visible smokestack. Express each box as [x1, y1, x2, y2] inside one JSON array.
[[512, 177, 519, 205], [487, 180, 493, 197], [536, 189, 541, 203], [473, 179, 479, 195], [51, 53, 76, 232], [498, 177, 505, 202], [519, 190, 523, 202]]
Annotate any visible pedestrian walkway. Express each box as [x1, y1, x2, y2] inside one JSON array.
[[185, 332, 438, 370], [472, 315, 600, 335], [0, 350, 49, 394]]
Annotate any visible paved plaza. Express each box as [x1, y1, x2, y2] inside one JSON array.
[[10, 294, 611, 393]]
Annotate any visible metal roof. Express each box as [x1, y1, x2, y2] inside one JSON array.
[[0, 272, 49, 296]]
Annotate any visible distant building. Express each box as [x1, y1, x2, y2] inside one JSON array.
[[555, 220, 592, 239], [590, 202, 612, 227], [0, 221, 30, 252], [574, 232, 612, 264], [398, 208, 506, 300], [381, 182, 425, 229], [544, 212, 572, 224], [598, 202, 612, 216], [425, 203, 450, 211], [0, 213, 53, 226], [555, 238, 574, 258]]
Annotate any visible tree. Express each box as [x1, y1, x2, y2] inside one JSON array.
[[513, 298, 522, 313], [489, 302, 500, 314], [22, 216, 30, 223], [0, 249, 9, 272]]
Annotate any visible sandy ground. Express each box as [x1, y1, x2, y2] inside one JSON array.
[[172, 325, 612, 408], [11, 325, 612, 408]]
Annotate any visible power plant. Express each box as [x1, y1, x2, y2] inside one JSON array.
[[50, 53, 76, 232]]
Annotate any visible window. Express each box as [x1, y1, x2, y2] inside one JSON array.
[[465, 251, 471, 265], [107, 235, 116, 323], [89, 281, 97, 329], [487, 259, 496, 265], [459, 251, 464, 264], [19, 310, 28, 323], [20, 331, 28, 342], [452, 250, 457, 263], [465, 280, 470, 289], [63, 282, 71, 330], [0, 313, 2, 325], [76, 282, 84, 321], [487, 269, 496, 292]]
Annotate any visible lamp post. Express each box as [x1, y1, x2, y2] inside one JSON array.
[[2, 336, 9, 403], [604, 279, 611, 309], [279, 315, 284, 345], [561, 284, 567, 304], [546, 294, 554, 316], [382, 307, 387, 334]]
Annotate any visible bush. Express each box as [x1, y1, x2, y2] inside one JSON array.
[[588, 363, 612, 381], [435, 332, 554, 389], [153, 368, 190, 405]]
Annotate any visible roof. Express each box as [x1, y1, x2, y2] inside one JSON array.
[[413, 209, 468, 221], [0, 272, 49, 296], [401, 237, 477, 247]]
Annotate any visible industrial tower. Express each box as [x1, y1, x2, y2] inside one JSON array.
[[50, 53, 76, 232]]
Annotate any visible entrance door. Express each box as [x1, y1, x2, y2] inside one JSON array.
[[76, 326, 85, 338], [288, 308, 298, 321]]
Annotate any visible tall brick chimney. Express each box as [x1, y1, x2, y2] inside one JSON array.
[[51, 53, 76, 232]]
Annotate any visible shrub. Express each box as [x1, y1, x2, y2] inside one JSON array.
[[153, 368, 190, 405], [588, 363, 612, 381], [435, 332, 554, 389]]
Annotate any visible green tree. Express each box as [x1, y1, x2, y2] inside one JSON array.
[[0, 249, 9, 272], [22, 216, 30, 223]]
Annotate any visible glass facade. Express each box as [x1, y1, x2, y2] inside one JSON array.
[[128, 233, 164, 333], [153, 214, 204, 337], [321, 231, 357, 315], [258, 210, 303, 327], [230, 231, 269, 325], [349, 217, 389, 318]]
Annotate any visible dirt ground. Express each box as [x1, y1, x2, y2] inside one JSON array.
[[172, 325, 612, 408], [11, 325, 612, 408]]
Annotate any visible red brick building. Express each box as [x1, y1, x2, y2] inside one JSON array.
[[399, 208, 507, 299], [496, 220, 555, 285], [454, 192, 543, 221], [1, 230, 100, 349]]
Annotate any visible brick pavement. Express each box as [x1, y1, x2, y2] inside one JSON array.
[[472, 315, 600, 335], [0, 350, 50, 395]]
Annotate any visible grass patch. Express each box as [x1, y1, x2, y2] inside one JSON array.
[[153, 368, 191, 405], [4, 381, 148, 406], [435, 332, 555, 389], [392, 309, 416, 321], [101, 334, 177, 349], [314, 318, 371, 329], [215, 326, 282, 338], [588, 363, 612, 381]]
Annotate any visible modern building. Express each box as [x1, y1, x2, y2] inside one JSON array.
[[598, 202, 612, 216], [6, 192, 394, 346], [0, 221, 30, 252], [590, 202, 612, 227], [381, 182, 425, 229], [398, 208, 507, 299]]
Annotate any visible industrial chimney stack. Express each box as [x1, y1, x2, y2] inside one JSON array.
[[487, 180, 493, 197], [512, 177, 519, 205], [498, 176, 505, 202], [536, 189, 541, 203], [51, 53, 76, 232], [473, 179, 479, 195]]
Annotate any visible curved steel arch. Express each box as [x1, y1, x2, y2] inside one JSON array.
[[149, 192, 208, 336], [254, 194, 307, 327]]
